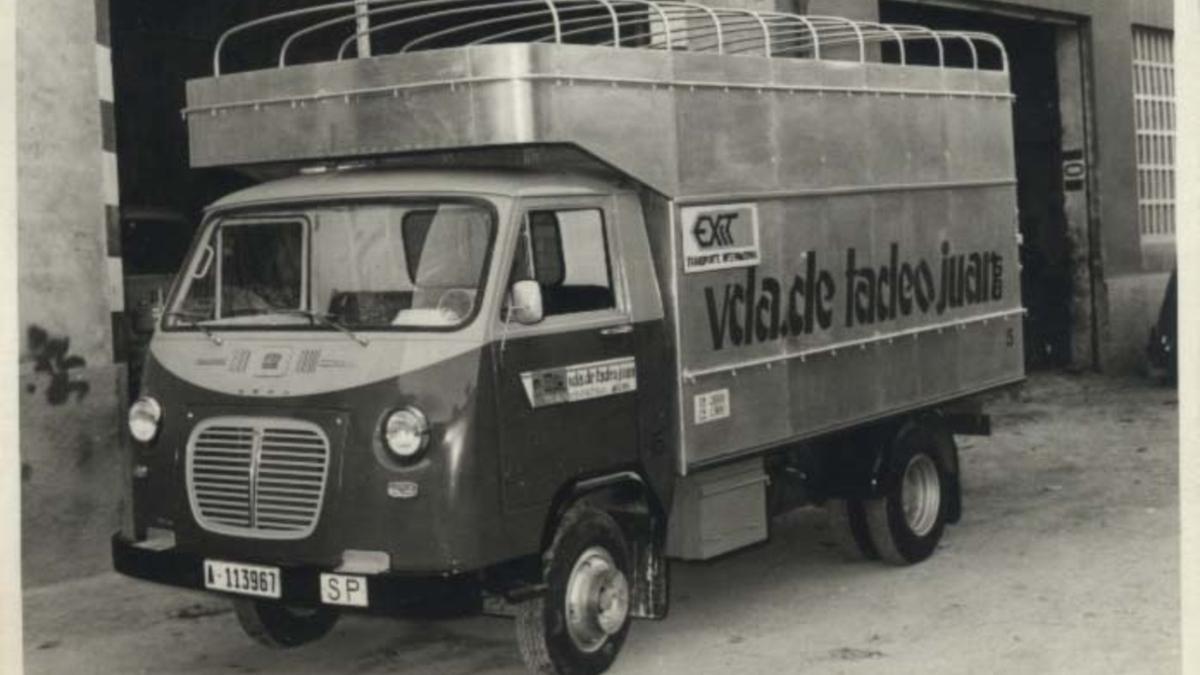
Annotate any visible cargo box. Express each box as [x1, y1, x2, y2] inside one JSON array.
[[186, 38, 1022, 471]]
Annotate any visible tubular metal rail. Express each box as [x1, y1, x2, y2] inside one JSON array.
[[212, 0, 1008, 76]]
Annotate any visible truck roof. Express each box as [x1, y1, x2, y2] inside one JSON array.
[[189, 4, 1011, 196], [209, 167, 625, 210]]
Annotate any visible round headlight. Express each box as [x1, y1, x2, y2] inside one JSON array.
[[383, 407, 430, 459], [128, 397, 162, 443]]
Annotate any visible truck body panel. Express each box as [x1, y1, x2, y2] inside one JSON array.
[[672, 186, 1024, 470]]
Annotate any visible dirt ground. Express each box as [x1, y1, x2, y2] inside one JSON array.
[[22, 372, 1180, 674]]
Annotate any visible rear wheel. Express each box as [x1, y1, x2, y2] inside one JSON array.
[[232, 599, 339, 648], [516, 506, 632, 675], [864, 425, 951, 565], [827, 498, 879, 561]]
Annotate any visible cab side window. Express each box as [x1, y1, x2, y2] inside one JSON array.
[[516, 208, 616, 317]]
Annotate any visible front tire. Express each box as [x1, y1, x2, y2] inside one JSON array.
[[232, 599, 339, 648], [864, 424, 952, 566], [516, 506, 632, 675]]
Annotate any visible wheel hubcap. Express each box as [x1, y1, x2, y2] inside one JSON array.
[[564, 546, 630, 653], [901, 453, 941, 537]]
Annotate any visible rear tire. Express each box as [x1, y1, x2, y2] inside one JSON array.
[[827, 498, 879, 561], [232, 599, 339, 648], [864, 424, 951, 566], [515, 506, 632, 675]]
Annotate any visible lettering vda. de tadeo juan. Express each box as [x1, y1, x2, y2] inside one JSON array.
[[705, 242, 1005, 350]]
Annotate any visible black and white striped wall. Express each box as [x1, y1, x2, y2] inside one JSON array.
[[95, 0, 126, 365]]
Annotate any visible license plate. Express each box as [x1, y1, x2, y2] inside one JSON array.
[[204, 560, 281, 599], [320, 573, 369, 607]]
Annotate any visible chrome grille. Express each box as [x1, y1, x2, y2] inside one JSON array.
[[187, 417, 330, 539]]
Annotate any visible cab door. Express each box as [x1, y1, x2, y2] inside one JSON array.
[[491, 197, 640, 512]]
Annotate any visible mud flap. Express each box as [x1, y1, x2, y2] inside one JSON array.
[[616, 510, 669, 620], [931, 416, 963, 524], [946, 471, 963, 524]]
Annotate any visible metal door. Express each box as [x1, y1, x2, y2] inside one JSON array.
[[490, 197, 641, 512]]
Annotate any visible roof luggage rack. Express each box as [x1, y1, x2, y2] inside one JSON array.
[[212, 0, 1008, 76], [187, 2, 1014, 195]]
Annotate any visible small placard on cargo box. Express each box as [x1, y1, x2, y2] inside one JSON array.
[[694, 389, 731, 424], [680, 203, 760, 273]]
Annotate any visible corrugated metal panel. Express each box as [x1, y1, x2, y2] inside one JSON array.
[[1133, 27, 1175, 244]]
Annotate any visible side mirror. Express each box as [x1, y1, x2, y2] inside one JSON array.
[[509, 280, 544, 325]]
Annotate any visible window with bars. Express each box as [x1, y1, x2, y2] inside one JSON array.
[[1132, 27, 1175, 243]]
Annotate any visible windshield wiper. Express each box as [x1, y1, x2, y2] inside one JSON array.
[[164, 311, 224, 346], [274, 309, 370, 347]]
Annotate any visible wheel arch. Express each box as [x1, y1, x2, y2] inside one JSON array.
[[540, 470, 670, 620]]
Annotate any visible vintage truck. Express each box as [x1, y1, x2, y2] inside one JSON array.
[[112, 2, 1023, 673]]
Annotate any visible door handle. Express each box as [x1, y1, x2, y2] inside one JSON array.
[[599, 324, 634, 336]]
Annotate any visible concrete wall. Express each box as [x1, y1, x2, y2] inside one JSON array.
[[1105, 271, 1172, 373], [1129, 0, 1173, 28], [18, 0, 124, 586], [1109, 0, 1174, 371], [807, 0, 877, 21]]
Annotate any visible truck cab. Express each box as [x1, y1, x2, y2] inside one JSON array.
[[116, 168, 678, 670], [125, 167, 667, 572]]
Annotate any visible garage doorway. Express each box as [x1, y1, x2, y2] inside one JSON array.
[[880, 1, 1095, 371]]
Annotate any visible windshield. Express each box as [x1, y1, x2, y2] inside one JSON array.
[[167, 201, 495, 330]]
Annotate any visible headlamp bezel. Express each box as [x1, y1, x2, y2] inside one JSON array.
[[128, 397, 163, 444], [382, 406, 430, 461]]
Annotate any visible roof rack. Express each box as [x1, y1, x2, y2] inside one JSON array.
[[212, 0, 1008, 76]]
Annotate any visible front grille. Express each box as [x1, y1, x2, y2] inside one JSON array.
[[186, 417, 330, 540]]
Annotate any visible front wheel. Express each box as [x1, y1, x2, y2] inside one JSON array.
[[864, 424, 953, 566], [232, 599, 339, 648], [516, 506, 632, 675]]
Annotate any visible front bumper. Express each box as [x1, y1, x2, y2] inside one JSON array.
[[111, 533, 482, 615]]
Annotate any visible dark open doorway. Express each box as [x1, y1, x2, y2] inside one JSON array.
[[881, 1, 1075, 370], [111, 2, 312, 395]]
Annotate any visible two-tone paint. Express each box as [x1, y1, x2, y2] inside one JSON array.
[[121, 169, 673, 583]]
